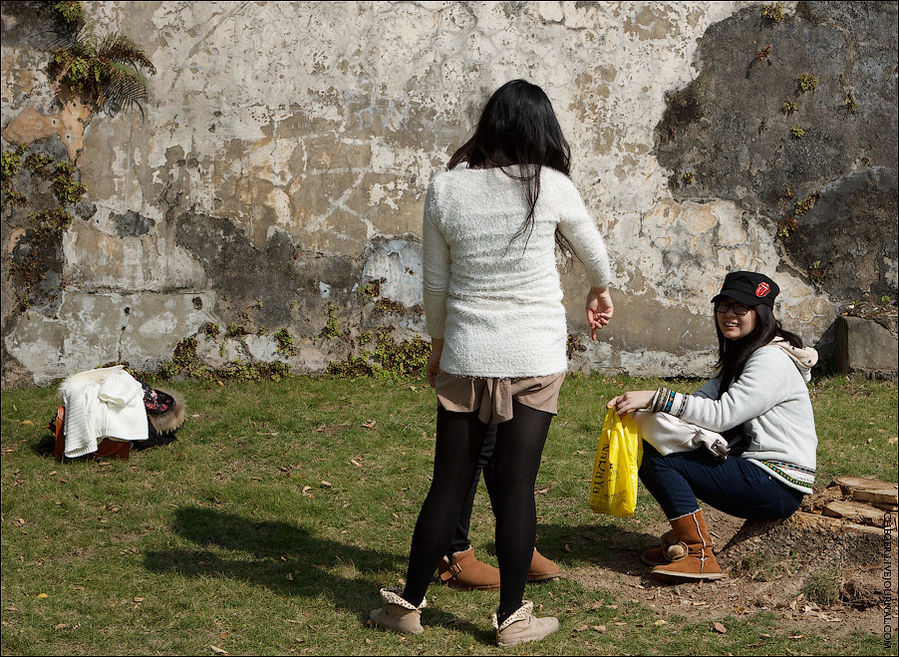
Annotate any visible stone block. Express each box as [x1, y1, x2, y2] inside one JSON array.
[[834, 315, 898, 380]]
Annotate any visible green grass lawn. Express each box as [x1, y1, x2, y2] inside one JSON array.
[[1, 373, 896, 655]]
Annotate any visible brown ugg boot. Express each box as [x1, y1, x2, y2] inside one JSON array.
[[641, 529, 687, 566], [649, 509, 724, 582], [438, 547, 501, 591], [528, 548, 561, 582], [369, 588, 426, 634], [493, 601, 559, 647]]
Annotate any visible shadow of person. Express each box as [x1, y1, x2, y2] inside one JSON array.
[[531, 521, 663, 578], [143, 506, 485, 639]]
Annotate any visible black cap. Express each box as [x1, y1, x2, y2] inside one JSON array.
[[712, 271, 779, 308]]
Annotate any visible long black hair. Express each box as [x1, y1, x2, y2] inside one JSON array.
[[715, 303, 803, 389], [448, 79, 573, 252], [715, 303, 803, 455]]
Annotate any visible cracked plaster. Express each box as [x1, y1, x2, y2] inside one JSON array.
[[2, 1, 896, 385]]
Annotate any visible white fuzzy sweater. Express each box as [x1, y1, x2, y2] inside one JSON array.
[[422, 165, 611, 378]]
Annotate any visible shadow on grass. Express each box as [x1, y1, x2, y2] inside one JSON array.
[[143, 507, 488, 641], [536, 521, 660, 576]]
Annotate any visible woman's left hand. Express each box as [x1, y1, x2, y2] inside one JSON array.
[[607, 390, 655, 415], [586, 287, 614, 341]]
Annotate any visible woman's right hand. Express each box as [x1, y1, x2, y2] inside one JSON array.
[[426, 339, 444, 388], [608, 390, 655, 415], [586, 287, 614, 341]]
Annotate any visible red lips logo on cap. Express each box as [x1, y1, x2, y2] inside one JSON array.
[[756, 282, 770, 297]]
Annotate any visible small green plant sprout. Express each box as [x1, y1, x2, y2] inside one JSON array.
[[844, 90, 858, 113], [52, 161, 86, 203], [794, 194, 817, 215], [24, 153, 53, 173], [777, 215, 797, 239], [881, 295, 892, 304], [797, 74, 817, 92], [779, 185, 795, 200], [1, 145, 26, 180], [682, 171, 695, 185], [782, 98, 798, 115], [359, 278, 384, 300], [204, 322, 220, 338], [323, 302, 339, 340], [762, 3, 784, 22], [274, 328, 294, 354], [225, 322, 244, 338], [790, 126, 806, 139]]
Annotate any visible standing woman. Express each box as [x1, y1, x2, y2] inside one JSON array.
[[608, 271, 818, 582], [370, 79, 614, 646]]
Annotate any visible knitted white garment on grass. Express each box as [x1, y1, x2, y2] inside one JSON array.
[[422, 165, 612, 378], [60, 365, 148, 458]]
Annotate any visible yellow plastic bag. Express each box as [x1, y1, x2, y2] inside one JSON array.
[[589, 408, 643, 517]]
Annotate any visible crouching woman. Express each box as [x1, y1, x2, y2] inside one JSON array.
[[607, 271, 818, 582]]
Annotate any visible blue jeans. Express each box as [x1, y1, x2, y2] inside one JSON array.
[[638, 442, 804, 520]]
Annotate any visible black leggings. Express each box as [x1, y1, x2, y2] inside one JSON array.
[[401, 401, 552, 622]]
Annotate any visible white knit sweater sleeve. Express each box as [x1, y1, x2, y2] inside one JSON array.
[[553, 175, 611, 289], [422, 180, 449, 339]]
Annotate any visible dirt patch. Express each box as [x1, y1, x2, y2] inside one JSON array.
[[567, 508, 895, 637], [566, 488, 899, 635]]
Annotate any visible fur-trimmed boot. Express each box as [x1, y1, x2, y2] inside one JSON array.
[[649, 509, 724, 582], [492, 601, 559, 647], [369, 588, 426, 634], [438, 547, 501, 591], [528, 548, 561, 582], [641, 529, 687, 566]]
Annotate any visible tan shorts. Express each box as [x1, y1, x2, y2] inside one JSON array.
[[434, 371, 566, 425]]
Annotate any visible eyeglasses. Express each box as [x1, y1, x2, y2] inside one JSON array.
[[715, 302, 751, 315]]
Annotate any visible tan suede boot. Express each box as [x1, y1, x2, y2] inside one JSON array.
[[649, 509, 724, 582], [528, 548, 561, 582], [369, 588, 426, 634], [438, 547, 501, 591], [493, 601, 559, 647], [641, 529, 687, 566]]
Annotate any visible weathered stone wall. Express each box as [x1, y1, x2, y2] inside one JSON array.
[[2, 1, 897, 386]]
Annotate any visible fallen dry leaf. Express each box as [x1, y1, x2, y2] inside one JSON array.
[[37, 593, 48, 599], [654, 619, 667, 626], [54, 623, 68, 629], [592, 625, 607, 632], [320, 480, 332, 487], [350, 459, 362, 467], [210, 645, 227, 654], [713, 622, 727, 634], [13, 518, 25, 527], [21, 420, 33, 426], [590, 601, 604, 610], [361, 420, 376, 429], [301, 486, 312, 496], [575, 624, 589, 632], [133, 597, 144, 602]]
